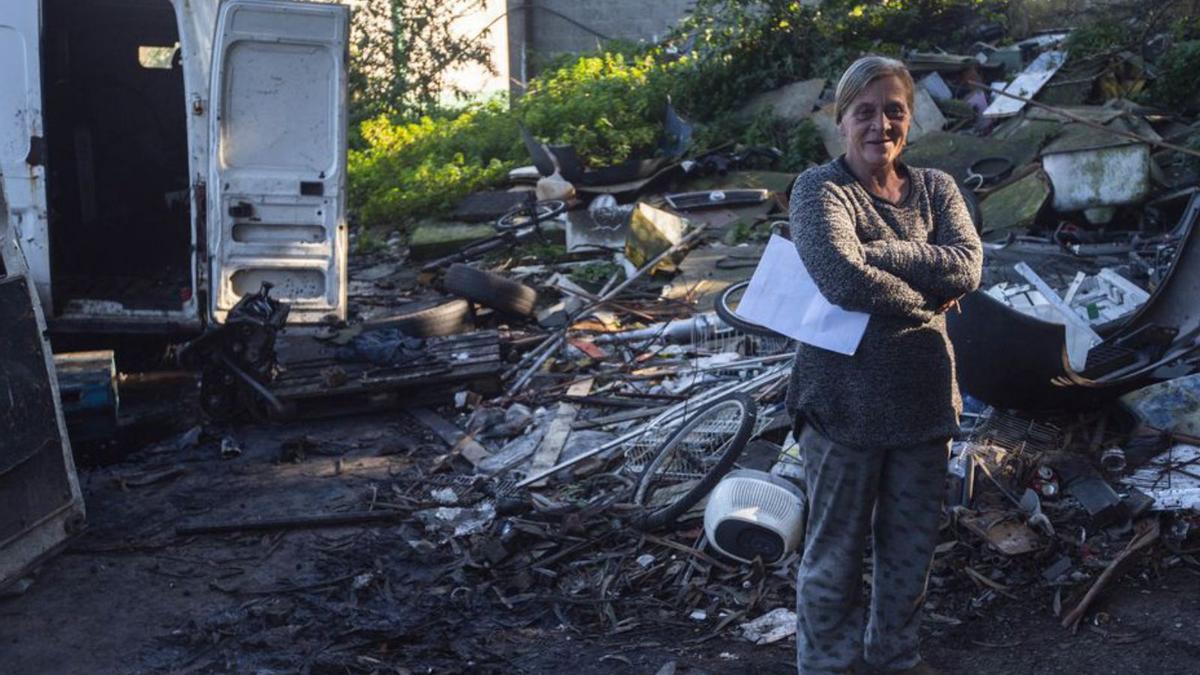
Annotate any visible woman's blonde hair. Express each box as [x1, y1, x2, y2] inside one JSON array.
[[834, 56, 915, 123]]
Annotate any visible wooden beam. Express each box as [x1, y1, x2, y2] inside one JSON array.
[[408, 407, 490, 467], [527, 378, 593, 486]]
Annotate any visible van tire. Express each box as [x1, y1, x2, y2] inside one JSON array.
[[445, 264, 538, 317], [366, 299, 472, 337]]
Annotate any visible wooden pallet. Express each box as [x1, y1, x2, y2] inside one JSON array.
[[268, 329, 503, 417]]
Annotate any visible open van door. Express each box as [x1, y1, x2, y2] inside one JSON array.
[[0, 0, 52, 311], [207, 0, 348, 324]]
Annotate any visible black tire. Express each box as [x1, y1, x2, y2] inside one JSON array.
[[445, 264, 538, 316], [366, 298, 472, 337], [715, 280, 783, 338], [633, 393, 757, 531]]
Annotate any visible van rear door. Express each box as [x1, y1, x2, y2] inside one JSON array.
[[207, 0, 348, 324], [0, 0, 52, 311]]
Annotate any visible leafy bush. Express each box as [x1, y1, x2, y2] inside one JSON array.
[[1063, 15, 1131, 58], [349, 99, 521, 228], [661, 0, 830, 121], [347, 0, 1010, 229], [1151, 40, 1200, 111], [821, 0, 1008, 55], [519, 53, 669, 166]]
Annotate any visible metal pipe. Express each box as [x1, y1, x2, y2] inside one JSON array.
[[515, 362, 789, 488], [505, 225, 710, 396]]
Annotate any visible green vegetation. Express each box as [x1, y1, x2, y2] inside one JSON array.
[[569, 261, 622, 288], [1062, 15, 1131, 58], [347, 0, 1012, 231], [1151, 40, 1200, 112], [351, 224, 389, 256]]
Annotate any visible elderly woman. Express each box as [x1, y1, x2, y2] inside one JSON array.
[[788, 56, 982, 674]]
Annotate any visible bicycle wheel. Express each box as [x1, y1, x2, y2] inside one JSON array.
[[632, 393, 757, 530], [494, 199, 567, 232], [715, 280, 783, 338]]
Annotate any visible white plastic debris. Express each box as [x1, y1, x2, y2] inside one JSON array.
[[636, 554, 656, 568], [417, 502, 497, 538], [739, 607, 798, 645], [1123, 444, 1200, 511], [430, 487, 459, 505], [983, 50, 1066, 118]]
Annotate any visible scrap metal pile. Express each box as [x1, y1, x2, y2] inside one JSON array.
[[175, 26, 1200, 653]]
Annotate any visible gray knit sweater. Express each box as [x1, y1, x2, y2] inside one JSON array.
[[785, 158, 983, 449]]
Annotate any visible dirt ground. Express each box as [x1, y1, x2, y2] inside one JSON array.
[[3, 408, 1199, 675]]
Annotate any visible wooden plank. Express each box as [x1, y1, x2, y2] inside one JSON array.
[[528, 378, 593, 487], [272, 358, 500, 399], [408, 407, 490, 467], [270, 330, 502, 399]]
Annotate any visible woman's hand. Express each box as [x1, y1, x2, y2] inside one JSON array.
[[937, 296, 962, 314]]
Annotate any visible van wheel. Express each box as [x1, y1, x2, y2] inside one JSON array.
[[366, 298, 472, 337], [445, 264, 538, 317]]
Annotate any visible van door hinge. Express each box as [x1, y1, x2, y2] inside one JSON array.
[[25, 136, 45, 166]]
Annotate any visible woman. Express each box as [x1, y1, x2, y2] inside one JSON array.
[[788, 56, 982, 674]]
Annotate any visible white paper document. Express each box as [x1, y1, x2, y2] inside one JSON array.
[[736, 234, 869, 356]]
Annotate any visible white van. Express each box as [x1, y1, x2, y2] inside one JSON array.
[[0, 0, 348, 335]]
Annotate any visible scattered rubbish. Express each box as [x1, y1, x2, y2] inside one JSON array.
[[978, 168, 1049, 234], [220, 436, 243, 460], [738, 607, 798, 645], [958, 510, 1043, 556], [1100, 447, 1127, 474], [983, 50, 1067, 118], [1120, 374, 1200, 438], [1041, 118, 1156, 213], [1124, 444, 1200, 511], [704, 469, 805, 564], [53, 350, 119, 444], [452, 190, 535, 223], [625, 203, 688, 273], [17, 13, 1200, 666], [664, 189, 769, 211], [1061, 519, 1160, 630], [417, 502, 496, 539], [737, 78, 826, 122]]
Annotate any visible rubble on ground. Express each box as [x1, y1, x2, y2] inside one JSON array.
[[10, 16, 1200, 673]]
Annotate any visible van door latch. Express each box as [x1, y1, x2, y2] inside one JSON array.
[[228, 201, 254, 218]]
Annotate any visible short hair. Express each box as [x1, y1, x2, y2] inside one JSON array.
[[833, 56, 915, 124]]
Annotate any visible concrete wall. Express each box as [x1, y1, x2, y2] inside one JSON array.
[[506, 0, 696, 93]]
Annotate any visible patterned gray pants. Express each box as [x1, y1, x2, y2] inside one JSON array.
[[794, 421, 949, 674]]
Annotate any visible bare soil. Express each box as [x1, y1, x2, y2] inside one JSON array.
[[3, 410, 1198, 674]]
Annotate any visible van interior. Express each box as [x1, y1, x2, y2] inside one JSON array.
[[42, 0, 192, 315]]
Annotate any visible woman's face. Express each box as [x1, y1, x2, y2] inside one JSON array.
[[839, 75, 912, 172]]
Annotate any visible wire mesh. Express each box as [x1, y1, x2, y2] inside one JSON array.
[[689, 309, 793, 358], [631, 397, 748, 510], [623, 391, 775, 475]]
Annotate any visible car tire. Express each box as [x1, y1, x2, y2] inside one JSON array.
[[445, 264, 538, 317], [366, 298, 472, 337]]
